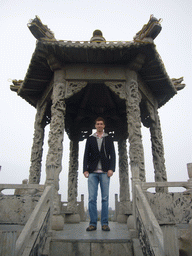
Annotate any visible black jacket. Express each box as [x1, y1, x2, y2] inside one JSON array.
[[83, 135, 116, 173]]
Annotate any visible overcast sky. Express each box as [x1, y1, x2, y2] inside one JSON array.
[[0, 0, 192, 209]]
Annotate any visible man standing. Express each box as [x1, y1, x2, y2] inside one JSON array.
[[83, 117, 116, 231]]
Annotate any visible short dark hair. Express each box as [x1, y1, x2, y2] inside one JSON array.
[[95, 117, 105, 125]]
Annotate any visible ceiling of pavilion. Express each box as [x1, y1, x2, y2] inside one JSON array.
[[64, 83, 128, 141]]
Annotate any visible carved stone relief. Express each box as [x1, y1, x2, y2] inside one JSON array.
[[32, 208, 51, 255], [146, 192, 192, 224], [126, 71, 145, 181], [118, 137, 130, 214], [46, 70, 66, 214], [29, 102, 45, 184], [136, 209, 155, 256], [67, 140, 79, 213], [146, 101, 167, 192], [105, 81, 126, 100], [0, 194, 41, 224], [65, 81, 87, 99]]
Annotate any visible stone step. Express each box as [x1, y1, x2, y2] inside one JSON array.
[[0, 224, 24, 256], [49, 222, 141, 256]]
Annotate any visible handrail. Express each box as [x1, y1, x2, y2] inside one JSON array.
[[0, 184, 44, 193], [135, 183, 164, 255], [15, 185, 53, 256], [141, 181, 189, 191], [0, 184, 44, 189]]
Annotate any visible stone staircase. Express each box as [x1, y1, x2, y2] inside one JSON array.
[[47, 222, 143, 256], [0, 222, 143, 256], [2, 177, 192, 255]]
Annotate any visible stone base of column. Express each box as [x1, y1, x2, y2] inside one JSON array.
[[117, 214, 128, 223], [127, 215, 138, 238], [127, 215, 134, 229], [65, 213, 80, 223], [52, 214, 64, 230], [117, 201, 132, 223]]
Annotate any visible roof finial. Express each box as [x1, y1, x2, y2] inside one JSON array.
[[90, 30, 106, 43]]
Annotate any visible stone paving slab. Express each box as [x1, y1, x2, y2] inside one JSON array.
[[52, 222, 131, 242]]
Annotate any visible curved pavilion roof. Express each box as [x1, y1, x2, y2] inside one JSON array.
[[11, 39, 177, 109]]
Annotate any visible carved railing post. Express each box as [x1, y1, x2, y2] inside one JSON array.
[[117, 136, 131, 222], [126, 70, 145, 181], [45, 65, 66, 229], [147, 102, 168, 192], [29, 102, 45, 184], [65, 139, 80, 223]]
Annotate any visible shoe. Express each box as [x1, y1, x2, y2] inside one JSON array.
[[102, 225, 110, 231], [86, 225, 97, 231]]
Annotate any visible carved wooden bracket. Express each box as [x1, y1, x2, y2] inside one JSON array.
[[65, 81, 87, 99], [105, 81, 126, 100]]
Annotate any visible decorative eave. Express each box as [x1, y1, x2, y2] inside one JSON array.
[[10, 39, 177, 108]]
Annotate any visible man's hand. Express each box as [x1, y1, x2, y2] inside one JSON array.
[[84, 171, 89, 178], [107, 170, 113, 177]]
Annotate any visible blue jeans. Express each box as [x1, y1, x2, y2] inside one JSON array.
[[88, 173, 110, 227]]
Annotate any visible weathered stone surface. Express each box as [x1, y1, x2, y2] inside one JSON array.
[[45, 69, 66, 215], [145, 192, 192, 224], [50, 241, 133, 256], [91, 242, 133, 256], [127, 215, 134, 230], [117, 214, 128, 223], [64, 214, 80, 223], [118, 137, 130, 218], [50, 241, 90, 256], [67, 140, 79, 214], [51, 215, 64, 231], [0, 195, 40, 224], [126, 70, 145, 181], [0, 231, 17, 256], [178, 219, 192, 256], [29, 102, 45, 184], [161, 225, 179, 256], [148, 103, 168, 192]]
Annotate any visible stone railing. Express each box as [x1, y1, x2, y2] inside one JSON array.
[[141, 181, 192, 192], [15, 185, 53, 256], [0, 184, 45, 225], [0, 183, 44, 194], [61, 194, 86, 222], [132, 163, 192, 256], [135, 183, 164, 255]]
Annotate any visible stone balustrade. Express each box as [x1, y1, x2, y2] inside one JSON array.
[[15, 185, 53, 256], [130, 163, 192, 255]]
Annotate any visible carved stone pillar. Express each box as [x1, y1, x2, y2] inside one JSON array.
[[45, 67, 66, 229], [117, 136, 132, 223], [65, 139, 80, 223], [126, 70, 145, 181], [147, 102, 168, 192], [29, 102, 45, 184]]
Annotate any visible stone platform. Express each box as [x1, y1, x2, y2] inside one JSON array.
[[49, 222, 142, 256], [0, 222, 143, 255]]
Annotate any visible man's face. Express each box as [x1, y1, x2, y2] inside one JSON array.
[[95, 121, 105, 133]]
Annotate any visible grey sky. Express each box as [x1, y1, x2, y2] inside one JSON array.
[[0, 0, 192, 209]]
